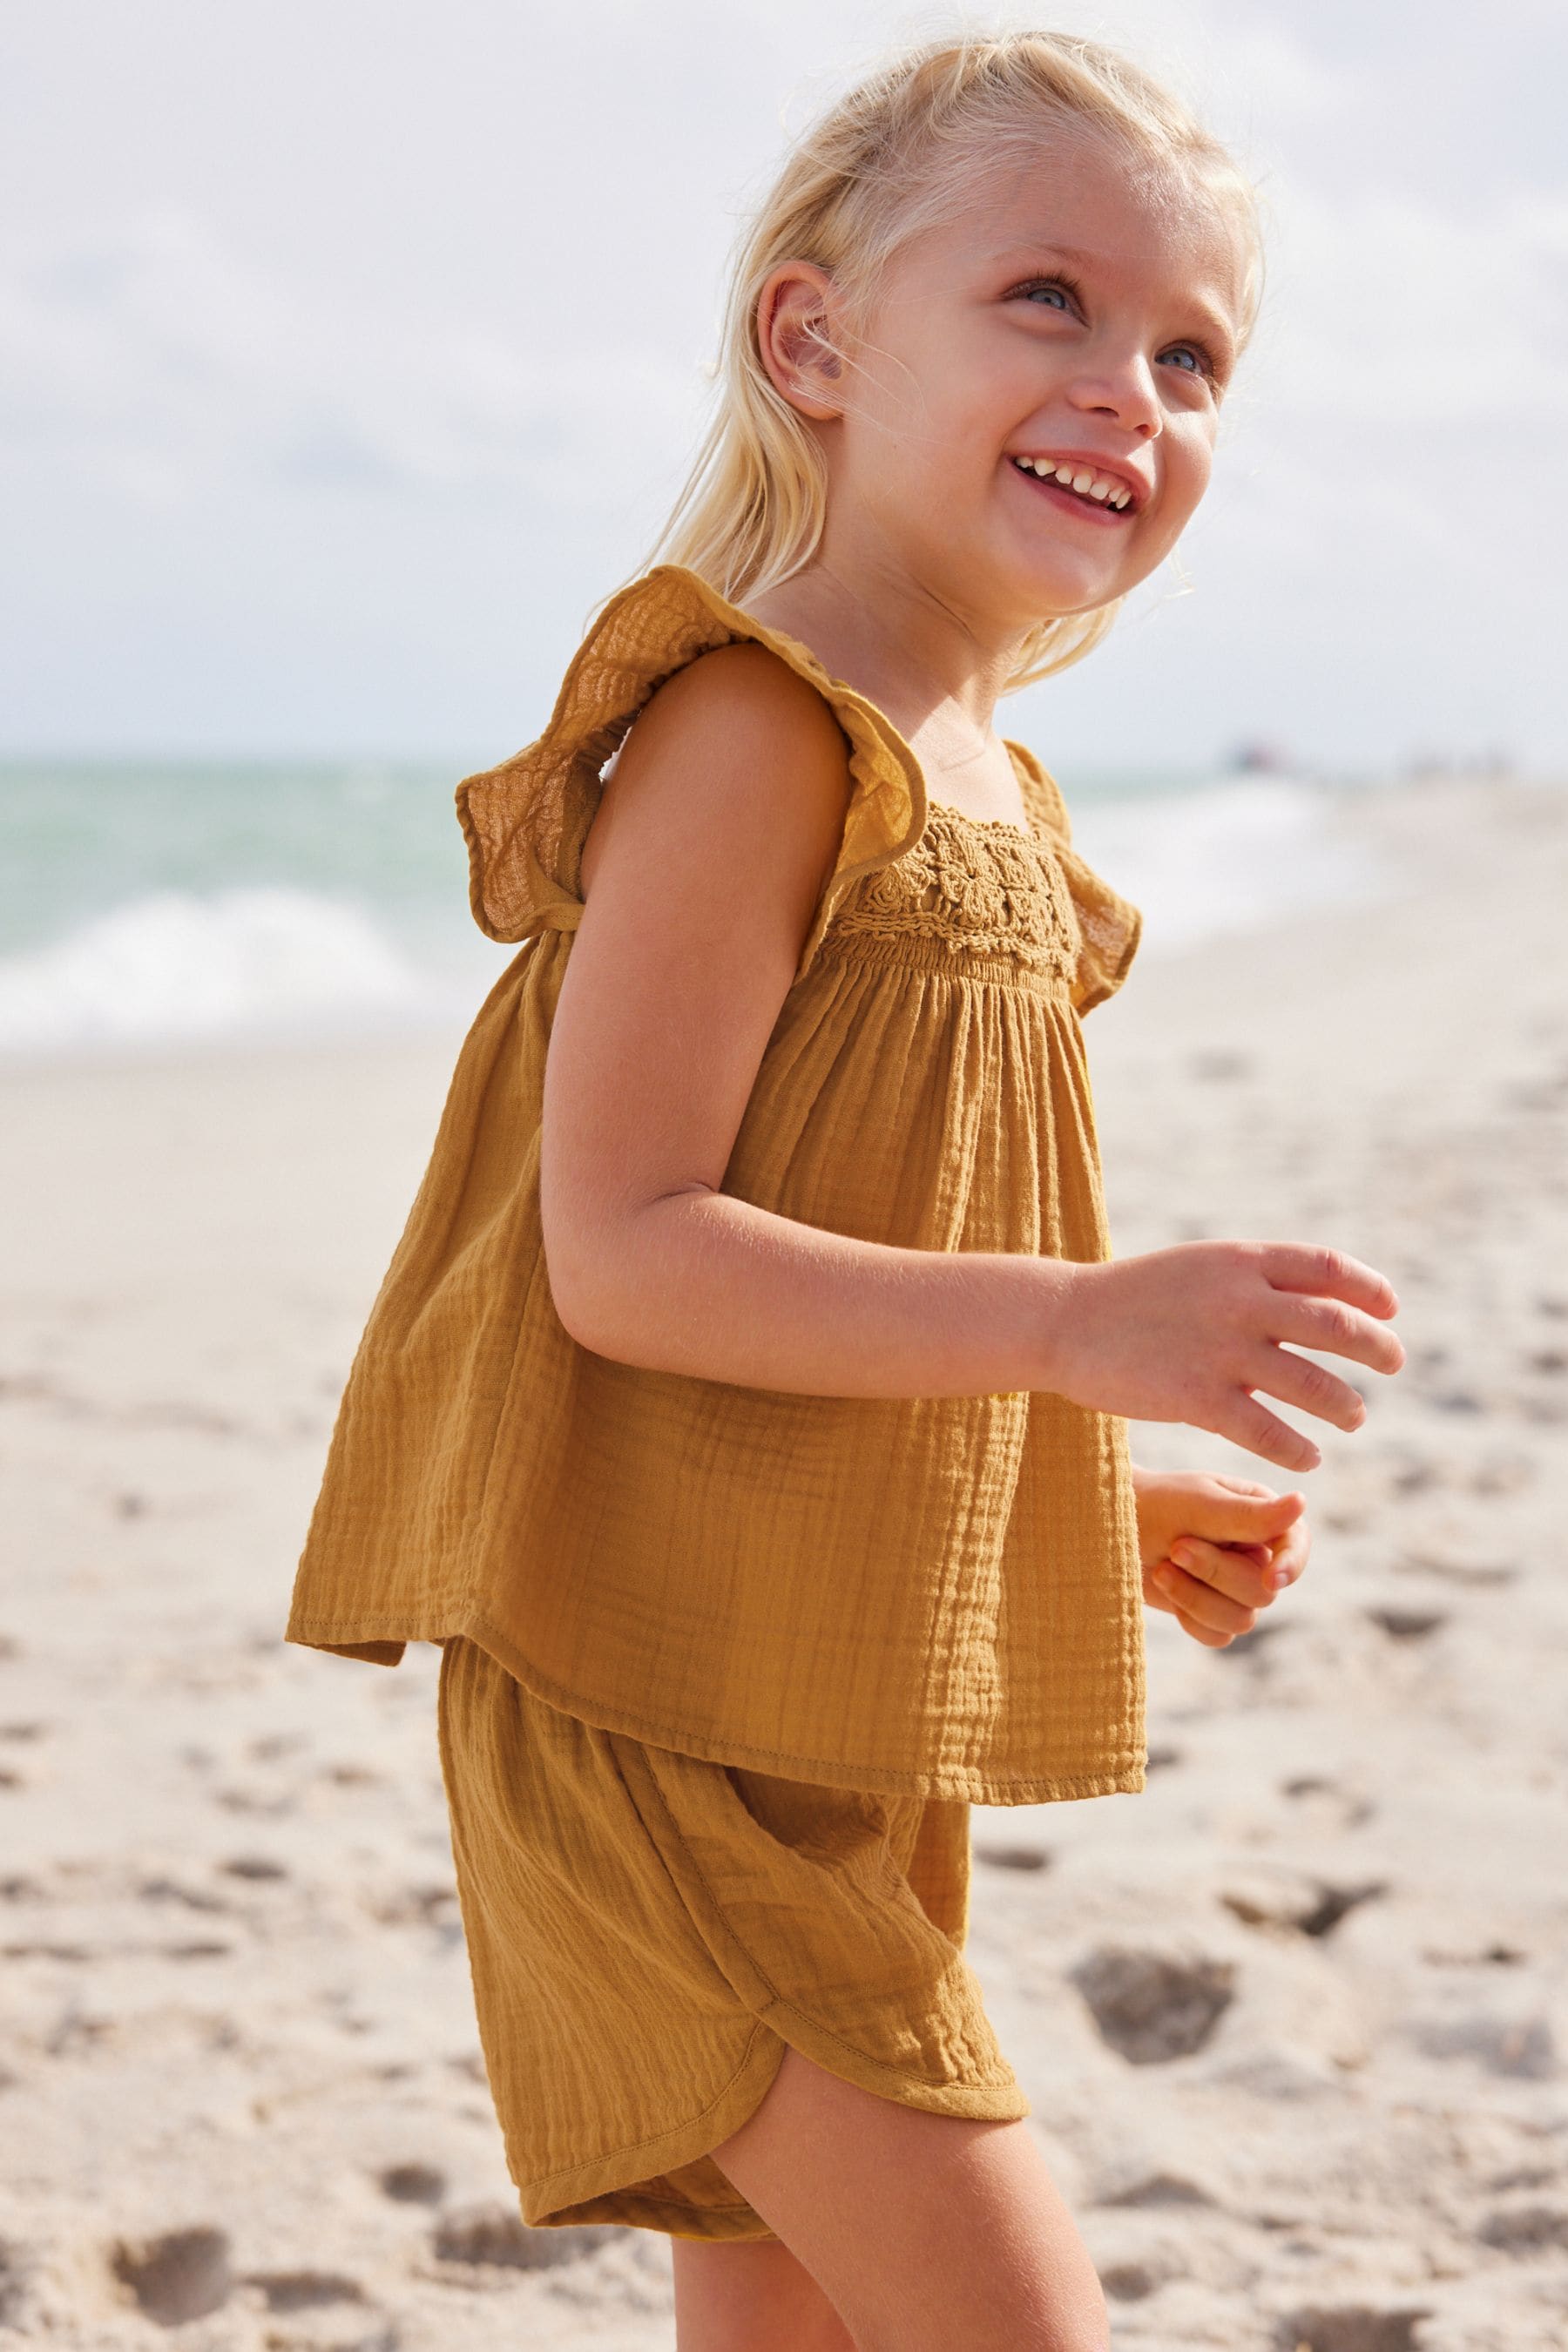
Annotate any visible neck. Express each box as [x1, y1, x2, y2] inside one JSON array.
[[742, 547, 1036, 761]]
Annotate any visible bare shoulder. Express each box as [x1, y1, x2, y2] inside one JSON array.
[[579, 639, 853, 905], [541, 640, 858, 1317]]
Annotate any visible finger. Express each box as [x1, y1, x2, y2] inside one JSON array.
[[1267, 1518, 1311, 1582], [1271, 1292, 1406, 1376], [1169, 1538, 1277, 1609], [1260, 1243, 1400, 1320], [1249, 1344, 1370, 1435], [1152, 1557, 1260, 1636], [1213, 1391, 1322, 1473], [1180, 1487, 1308, 1544], [1175, 1609, 1239, 1649], [1185, 1618, 1240, 1655]]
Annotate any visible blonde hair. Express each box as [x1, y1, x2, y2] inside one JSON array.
[[602, 26, 1266, 693]]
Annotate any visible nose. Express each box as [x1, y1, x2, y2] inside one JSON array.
[[1066, 349, 1162, 439]]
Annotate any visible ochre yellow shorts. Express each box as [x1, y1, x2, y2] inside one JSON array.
[[436, 1635, 1030, 2240]]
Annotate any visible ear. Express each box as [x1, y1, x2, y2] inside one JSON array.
[[755, 260, 844, 422]]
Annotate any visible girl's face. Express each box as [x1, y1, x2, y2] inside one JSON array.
[[777, 136, 1247, 633]]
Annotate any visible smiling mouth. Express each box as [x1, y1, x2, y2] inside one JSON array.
[[1008, 455, 1137, 524]]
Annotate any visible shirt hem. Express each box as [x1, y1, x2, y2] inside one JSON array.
[[284, 1601, 1147, 1805]]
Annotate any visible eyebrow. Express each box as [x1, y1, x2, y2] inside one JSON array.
[[987, 240, 1239, 368]]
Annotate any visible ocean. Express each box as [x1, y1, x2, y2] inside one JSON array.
[[0, 756, 1389, 1059]]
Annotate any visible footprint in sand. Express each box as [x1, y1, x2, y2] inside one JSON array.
[[1364, 1605, 1447, 1639], [1098, 2170, 1214, 2209], [365, 1882, 460, 1926], [1068, 1945, 1237, 2064], [1277, 2308, 1433, 2352], [1220, 1874, 1387, 1940], [1098, 2258, 1164, 2301], [974, 1842, 1051, 1872], [1278, 1775, 1377, 1830], [1477, 2204, 1568, 2253], [1394, 1548, 1516, 1587], [213, 1787, 294, 1817], [246, 1732, 308, 1762], [378, 2161, 446, 2205], [110, 2227, 233, 2326], [1222, 1620, 1290, 1666], [240, 2268, 369, 2311], [137, 1876, 230, 1914]]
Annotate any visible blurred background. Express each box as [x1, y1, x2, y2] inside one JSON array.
[[4, 8, 1567, 2350], [2, 0, 1564, 1050]]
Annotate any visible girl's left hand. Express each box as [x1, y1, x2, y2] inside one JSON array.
[[1131, 1464, 1311, 1648]]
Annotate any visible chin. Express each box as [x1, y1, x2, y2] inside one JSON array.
[[996, 554, 1112, 625]]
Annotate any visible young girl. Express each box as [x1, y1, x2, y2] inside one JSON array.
[[287, 29, 1404, 2350]]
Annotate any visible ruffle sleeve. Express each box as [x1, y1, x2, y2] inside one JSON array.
[[1005, 739, 1144, 1015], [456, 563, 929, 987]]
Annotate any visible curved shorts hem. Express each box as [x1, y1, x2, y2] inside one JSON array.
[[757, 1994, 1032, 2124], [518, 2019, 788, 2240], [520, 2011, 1032, 2242]]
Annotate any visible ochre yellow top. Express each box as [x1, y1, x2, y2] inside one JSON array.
[[284, 563, 1147, 1805]]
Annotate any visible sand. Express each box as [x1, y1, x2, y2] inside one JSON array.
[[2, 773, 1565, 2349]]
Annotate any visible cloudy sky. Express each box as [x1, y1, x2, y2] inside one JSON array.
[[3, 0, 1564, 773]]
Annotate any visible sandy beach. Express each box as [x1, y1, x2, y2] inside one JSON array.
[[3, 771, 1566, 2350]]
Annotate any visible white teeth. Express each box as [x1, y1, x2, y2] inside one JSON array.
[[1013, 455, 1136, 510]]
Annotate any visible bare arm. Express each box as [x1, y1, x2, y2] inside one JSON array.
[[538, 644, 1404, 1470], [540, 641, 1059, 1396]]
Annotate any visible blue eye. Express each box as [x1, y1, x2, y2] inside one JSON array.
[[1010, 272, 1220, 386], [1012, 273, 1081, 314]]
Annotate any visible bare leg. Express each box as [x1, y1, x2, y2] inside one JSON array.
[[672, 2234, 858, 2351], [704, 2044, 1109, 2352]]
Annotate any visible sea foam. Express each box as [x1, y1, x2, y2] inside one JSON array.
[[1071, 775, 1389, 956], [0, 886, 439, 1055], [0, 775, 1391, 1058]]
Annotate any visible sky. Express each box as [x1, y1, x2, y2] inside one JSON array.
[[2, 0, 1565, 774]]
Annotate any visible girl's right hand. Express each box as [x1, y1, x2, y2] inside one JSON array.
[[1046, 1241, 1406, 1473]]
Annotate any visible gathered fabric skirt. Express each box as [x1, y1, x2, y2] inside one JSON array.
[[435, 1634, 1030, 2241]]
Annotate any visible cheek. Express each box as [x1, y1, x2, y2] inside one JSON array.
[[857, 338, 1012, 477], [1163, 425, 1216, 518]]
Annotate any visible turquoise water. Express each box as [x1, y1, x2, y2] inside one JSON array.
[[0, 756, 1376, 1055], [0, 760, 470, 959]]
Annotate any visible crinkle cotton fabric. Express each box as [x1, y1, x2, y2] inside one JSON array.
[[285, 562, 1149, 1804], [436, 1633, 1028, 2240]]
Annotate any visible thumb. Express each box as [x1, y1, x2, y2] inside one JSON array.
[[1197, 1487, 1307, 1543]]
